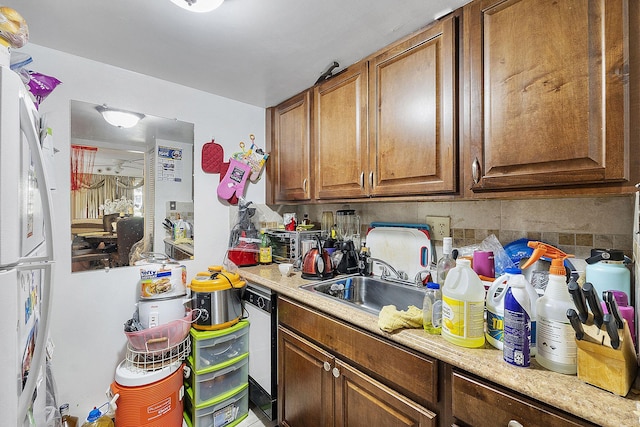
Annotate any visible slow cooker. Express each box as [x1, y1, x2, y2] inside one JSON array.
[[189, 266, 246, 331]]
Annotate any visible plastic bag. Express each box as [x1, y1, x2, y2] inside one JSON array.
[[26, 71, 62, 108], [479, 234, 516, 276], [0, 7, 28, 48]]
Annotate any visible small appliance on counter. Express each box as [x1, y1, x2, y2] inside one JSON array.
[[227, 199, 260, 267], [301, 236, 334, 280], [331, 240, 360, 275], [190, 266, 246, 331], [266, 229, 322, 264]]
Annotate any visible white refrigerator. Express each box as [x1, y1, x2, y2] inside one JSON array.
[[0, 65, 55, 427]]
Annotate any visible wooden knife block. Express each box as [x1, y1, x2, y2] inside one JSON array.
[[575, 320, 637, 396]]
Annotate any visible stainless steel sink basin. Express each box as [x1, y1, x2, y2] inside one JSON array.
[[300, 275, 425, 315]]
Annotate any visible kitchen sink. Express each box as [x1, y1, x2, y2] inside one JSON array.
[[299, 275, 425, 315]]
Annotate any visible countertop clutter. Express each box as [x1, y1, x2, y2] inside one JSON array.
[[238, 264, 640, 427]]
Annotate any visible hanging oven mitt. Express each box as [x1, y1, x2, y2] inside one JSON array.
[[201, 139, 224, 173], [217, 158, 251, 201]]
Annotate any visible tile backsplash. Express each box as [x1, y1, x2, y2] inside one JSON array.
[[279, 195, 635, 260]]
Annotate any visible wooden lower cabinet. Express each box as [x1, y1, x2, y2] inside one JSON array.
[[448, 367, 596, 427], [279, 326, 437, 427]]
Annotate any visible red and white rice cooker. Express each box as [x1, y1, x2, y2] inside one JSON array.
[[110, 361, 185, 427], [190, 266, 246, 331]]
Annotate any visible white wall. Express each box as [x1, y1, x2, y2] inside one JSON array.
[[153, 138, 194, 252], [23, 44, 266, 416]]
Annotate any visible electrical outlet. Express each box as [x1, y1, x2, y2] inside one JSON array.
[[426, 216, 450, 241]]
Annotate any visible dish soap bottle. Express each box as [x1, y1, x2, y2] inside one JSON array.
[[441, 258, 485, 348], [436, 237, 456, 286], [259, 228, 272, 264], [535, 257, 577, 374], [423, 282, 442, 334], [503, 274, 533, 367]]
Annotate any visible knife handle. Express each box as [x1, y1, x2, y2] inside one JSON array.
[[582, 282, 604, 329], [566, 308, 584, 341], [568, 279, 589, 324], [604, 291, 624, 329], [603, 313, 621, 350]]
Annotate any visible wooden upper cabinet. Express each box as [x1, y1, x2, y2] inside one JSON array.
[[270, 90, 313, 202], [369, 15, 458, 197], [464, 0, 629, 193], [314, 62, 369, 200]]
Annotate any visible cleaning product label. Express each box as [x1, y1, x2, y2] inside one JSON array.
[[486, 308, 504, 346], [503, 288, 530, 367], [442, 296, 484, 338], [536, 315, 577, 365]]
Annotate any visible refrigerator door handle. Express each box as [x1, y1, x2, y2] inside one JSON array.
[[19, 94, 55, 262]]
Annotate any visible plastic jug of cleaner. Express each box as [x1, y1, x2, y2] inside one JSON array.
[[521, 242, 577, 374], [585, 248, 631, 301], [441, 258, 485, 348], [503, 274, 533, 367], [536, 258, 578, 374], [486, 268, 539, 355]]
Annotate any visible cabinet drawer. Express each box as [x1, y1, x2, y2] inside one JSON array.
[[278, 297, 438, 407], [451, 370, 594, 427]]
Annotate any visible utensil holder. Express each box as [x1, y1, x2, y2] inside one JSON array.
[[576, 320, 637, 396]]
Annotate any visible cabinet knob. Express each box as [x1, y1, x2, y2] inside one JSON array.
[[472, 157, 481, 184], [360, 172, 364, 189], [303, 178, 308, 192], [323, 362, 331, 372], [507, 421, 523, 427], [332, 367, 340, 378], [369, 171, 374, 188]]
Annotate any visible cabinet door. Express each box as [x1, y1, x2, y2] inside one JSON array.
[[278, 326, 333, 427], [464, 0, 628, 192], [314, 62, 369, 199], [272, 90, 313, 202], [369, 16, 457, 197], [334, 359, 437, 427]]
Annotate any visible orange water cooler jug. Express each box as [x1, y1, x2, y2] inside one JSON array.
[[110, 361, 185, 427]]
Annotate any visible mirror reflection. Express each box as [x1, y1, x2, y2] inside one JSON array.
[[69, 100, 195, 272]]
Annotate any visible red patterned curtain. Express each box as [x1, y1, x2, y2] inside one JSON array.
[[70, 145, 98, 191]]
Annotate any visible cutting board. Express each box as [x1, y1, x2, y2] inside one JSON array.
[[365, 226, 431, 280]]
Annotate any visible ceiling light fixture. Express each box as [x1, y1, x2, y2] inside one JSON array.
[[170, 0, 224, 13], [96, 105, 145, 128]]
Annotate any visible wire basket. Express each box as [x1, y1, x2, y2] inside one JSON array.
[[124, 310, 197, 352], [124, 334, 191, 372]]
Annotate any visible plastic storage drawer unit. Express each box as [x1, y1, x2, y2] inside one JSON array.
[[187, 353, 249, 406], [184, 383, 249, 427], [190, 320, 249, 371]]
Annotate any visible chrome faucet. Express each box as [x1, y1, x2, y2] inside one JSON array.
[[368, 257, 408, 281]]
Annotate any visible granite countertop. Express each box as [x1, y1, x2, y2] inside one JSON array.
[[238, 264, 640, 427]]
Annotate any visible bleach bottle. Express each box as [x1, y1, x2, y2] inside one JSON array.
[[503, 276, 533, 367], [486, 268, 538, 355], [441, 258, 485, 348]]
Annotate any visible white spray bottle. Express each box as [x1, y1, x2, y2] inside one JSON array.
[[521, 242, 577, 374]]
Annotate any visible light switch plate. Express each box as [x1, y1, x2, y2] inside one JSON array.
[[426, 216, 450, 241]]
